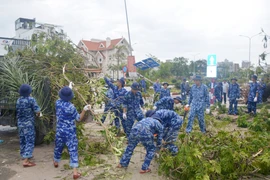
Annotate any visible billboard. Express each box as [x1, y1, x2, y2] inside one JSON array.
[[207, 54, 217, 78]]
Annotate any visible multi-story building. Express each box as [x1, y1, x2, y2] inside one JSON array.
[[1, 17, 66, 57], [242, 60, 250, 69], [14, 18, 66, 40], [233, 63, 240, 72], [78, 37, 132, 78]]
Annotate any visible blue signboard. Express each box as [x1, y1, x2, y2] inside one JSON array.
[[207, 55, 217, 66], [133, 62, 150, 70], [142, 58, 160, 68], [122, 66, 127, 73]]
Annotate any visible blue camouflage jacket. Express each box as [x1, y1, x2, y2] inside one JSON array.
[[228, 83, 240, 100], [248, 82, 259, 102], [189, 84, 210, 109], [154, 97, 174, 110], [214, 85, 223, 99], [104, 77, 127, 108], [153, 82, 161, 93], [55, 99, 80, 131], [154, 109, 183, 128], [16, 96, 40, 128], [123, 91, 144, 111], [133, 117, 163, 147], [159, 88, 171, 99]]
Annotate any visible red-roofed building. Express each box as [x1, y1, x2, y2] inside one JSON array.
[[78, 37, 132, 78]]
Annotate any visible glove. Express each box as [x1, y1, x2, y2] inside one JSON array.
[[254, 97, 257, 102], [153, 106, 157, 110], [206, 108, 210, 114], [142, 109, 146, 114], [83, 105, 91, 111], [123, 113, 127, 120], [69, 82, 74, 89]]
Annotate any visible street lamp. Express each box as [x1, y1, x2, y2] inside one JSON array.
[[239, 32, 262, 68], [192, 53, 200, 75]]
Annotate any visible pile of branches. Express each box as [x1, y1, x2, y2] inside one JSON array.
[[158, 114, 270, 180]]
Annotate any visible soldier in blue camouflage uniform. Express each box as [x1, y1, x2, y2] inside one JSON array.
[[53, 86, 90, 179], [153, 79, 161, 93], [104, 77, 127, 130], [186, 76, 210, 133], [247, 75, 259, 115], [101, 87, 114, 123], [258, 79, 266, 104], [117, 117, 163, 174], [153, 79, 161, 104], [146, 110, 183, 154], [159, 82, 171, 100], [228, 78, 240, 115], [16, 84, 40, 167], [140, 77, 147, 93], [214, 82, 223, 104], [153, 96, 182, 111], [180, 78, 187, 102], [123, 82, 144, 138]]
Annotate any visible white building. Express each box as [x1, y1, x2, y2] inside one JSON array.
[[1, 18, 66, 57], [78, 37, 132, 78], [14, 18, 66, 40], [0, 37, 30, 57]]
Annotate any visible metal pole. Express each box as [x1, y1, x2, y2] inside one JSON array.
[[124, 0, 132, 56], [248, 38, 251, 68]]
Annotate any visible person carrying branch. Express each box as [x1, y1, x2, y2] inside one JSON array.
[[117, 117, 163, 174], [146, 109, 183, 155], [16, 84, 41, 167], [153, 96, 182, 111], [104, 77, 127, 132], [123, 82, 145, 138], [53, 86, 90, 179]]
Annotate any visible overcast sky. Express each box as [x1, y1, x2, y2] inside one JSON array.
[[1, 0, 269, 66]]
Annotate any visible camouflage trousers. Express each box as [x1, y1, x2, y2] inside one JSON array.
[[54, 129, 79, 168], [120, 127, 156, 170], [228, 98, 238, 115], [186, 107, 206, 133], [19, 126, 35, 159], [247, 101, 257, 114], [125, 109, 144, 138]]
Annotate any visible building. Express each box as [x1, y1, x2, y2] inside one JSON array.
[[242, 60, 250, 69], [1, 17, 66, 57], [14, 18, 66, 40], [233, 63, 240, 72], [78, 37, 132, 78], [0, 37, 30, 57]]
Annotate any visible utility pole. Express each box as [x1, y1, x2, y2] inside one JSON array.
[[124, 0, 132, 56]]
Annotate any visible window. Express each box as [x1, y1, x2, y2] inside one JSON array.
[[99, 58, 102, 62], [99, 43, 104, 48]]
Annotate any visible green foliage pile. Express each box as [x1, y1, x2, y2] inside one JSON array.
[[158, 131, 270, 180]]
